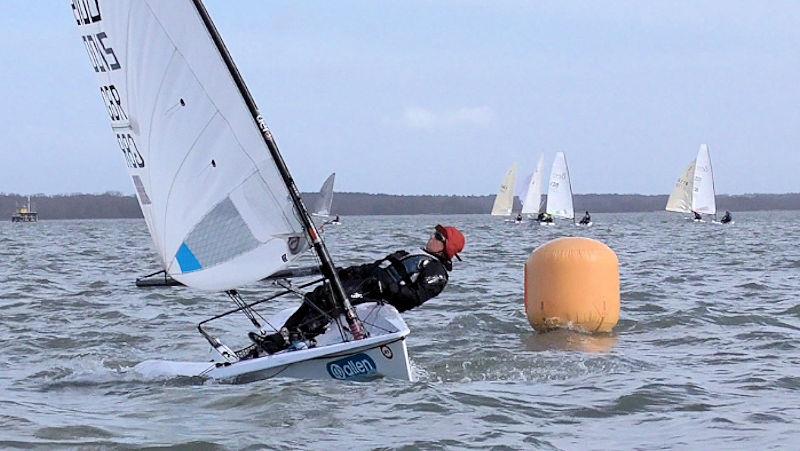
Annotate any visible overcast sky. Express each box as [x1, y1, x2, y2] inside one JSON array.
[[1, 1, 798, 196]]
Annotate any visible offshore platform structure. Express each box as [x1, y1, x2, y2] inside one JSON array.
[[11, 196, 38, 222]]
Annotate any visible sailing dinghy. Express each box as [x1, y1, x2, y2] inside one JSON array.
[[312, 173, 336, 218], [665, 160, 696, 217], [73, 0, 412, 382], [666, 144, 723, 223], [520, 154, 545, 221], [312, 173, 342, 227], [542, 152, 582, 225], [491, 164, 518, 217]]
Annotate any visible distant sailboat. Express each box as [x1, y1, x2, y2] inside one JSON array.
[[542, 152, 575, 224], [520, 154, 545, 219], [665, 161, 696, 215], [74, 0, 412, 382], [692, 145, 717, 217], [491, 164, 518, 216], [311, 172, 336, 219], [666, 144, 718, 222]]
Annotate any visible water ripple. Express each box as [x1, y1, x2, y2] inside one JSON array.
[[1, 213, 799, 448]]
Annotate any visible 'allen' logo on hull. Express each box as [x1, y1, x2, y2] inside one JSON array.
[[327, 353, 378, 380]]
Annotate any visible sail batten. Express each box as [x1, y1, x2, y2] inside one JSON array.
[[74, 0, 307, 291], [545, 152, 574, 219]]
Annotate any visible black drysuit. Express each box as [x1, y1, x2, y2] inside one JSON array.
[[284, 249, 450, 339]]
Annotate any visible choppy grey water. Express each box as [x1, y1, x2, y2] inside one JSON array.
[[1, 212, 798, 449]]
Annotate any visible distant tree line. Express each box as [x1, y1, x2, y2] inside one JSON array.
[[2, 192, 141, 220], [2, 191, 800, 220]]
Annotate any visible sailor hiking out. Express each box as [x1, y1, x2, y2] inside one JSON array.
[[579, 211, 591, 225], [248, 225, 466, 356], [537, 212, 554, 223]]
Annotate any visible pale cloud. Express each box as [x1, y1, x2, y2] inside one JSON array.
[[398, 106, 495, 130]]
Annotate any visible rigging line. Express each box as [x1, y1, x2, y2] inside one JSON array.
[[138, 269, 167, 279], [356, 317, 393, 335], [276, 280, 339, 328], [356, 304, 396, 334], [227, 290, 261, 329], [198, 363, 219, 377]]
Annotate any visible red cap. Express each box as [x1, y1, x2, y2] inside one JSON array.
[[435, 225, 465, 261]]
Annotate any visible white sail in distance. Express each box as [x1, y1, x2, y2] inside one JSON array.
[[72, 1, 307, 291], [313, 173, 335, 216], [692, 144, 717, 215], [545, 152, 574, 219], [491, 164, 518, 216], [521, 154, 545, 215], [665, 161, 695, 213]]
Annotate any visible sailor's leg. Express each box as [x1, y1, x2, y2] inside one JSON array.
[[248, 285, 333, 354], [250, 279, 372, 354], [284, 284, 338, 337]]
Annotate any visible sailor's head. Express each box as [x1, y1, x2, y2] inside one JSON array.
[[426, 225, 465, 265]]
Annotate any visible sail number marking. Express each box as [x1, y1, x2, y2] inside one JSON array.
[[100, 85, 128, 122], [71, 1, 143, 169], [71, 0, 101, 25], [81, 32, 121, 73], [117, 134, 145, 169]]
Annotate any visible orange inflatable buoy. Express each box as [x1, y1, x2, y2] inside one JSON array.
[[524, 237, 620, 333]]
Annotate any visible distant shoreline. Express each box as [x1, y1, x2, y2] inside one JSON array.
[[2, 192, 799, 220]]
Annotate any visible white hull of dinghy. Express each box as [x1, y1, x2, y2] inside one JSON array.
[[136, 303, 413, 383]]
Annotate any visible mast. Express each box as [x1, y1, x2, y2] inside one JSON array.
[[191, 0, 364, 339]]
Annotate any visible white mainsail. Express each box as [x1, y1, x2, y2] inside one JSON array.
[[74, 1, 306, 291], [692, 144, 717, 215], [521, 154, 545, 215], [313, 173, 335, 216], [545, 152, 574, 219], [490, 164, 518, 216], [665, 161, 695, 213]]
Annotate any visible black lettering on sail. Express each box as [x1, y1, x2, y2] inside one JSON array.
[[117, 134, 145, 169], [95, 32, 121, 71], [81, 35, 103, 73], [100, 85, 128, 122], [80, 33, 121, 73], [71, 0, 102, 26]]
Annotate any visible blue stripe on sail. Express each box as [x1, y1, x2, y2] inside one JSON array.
[[176, 243, 202, 273]]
